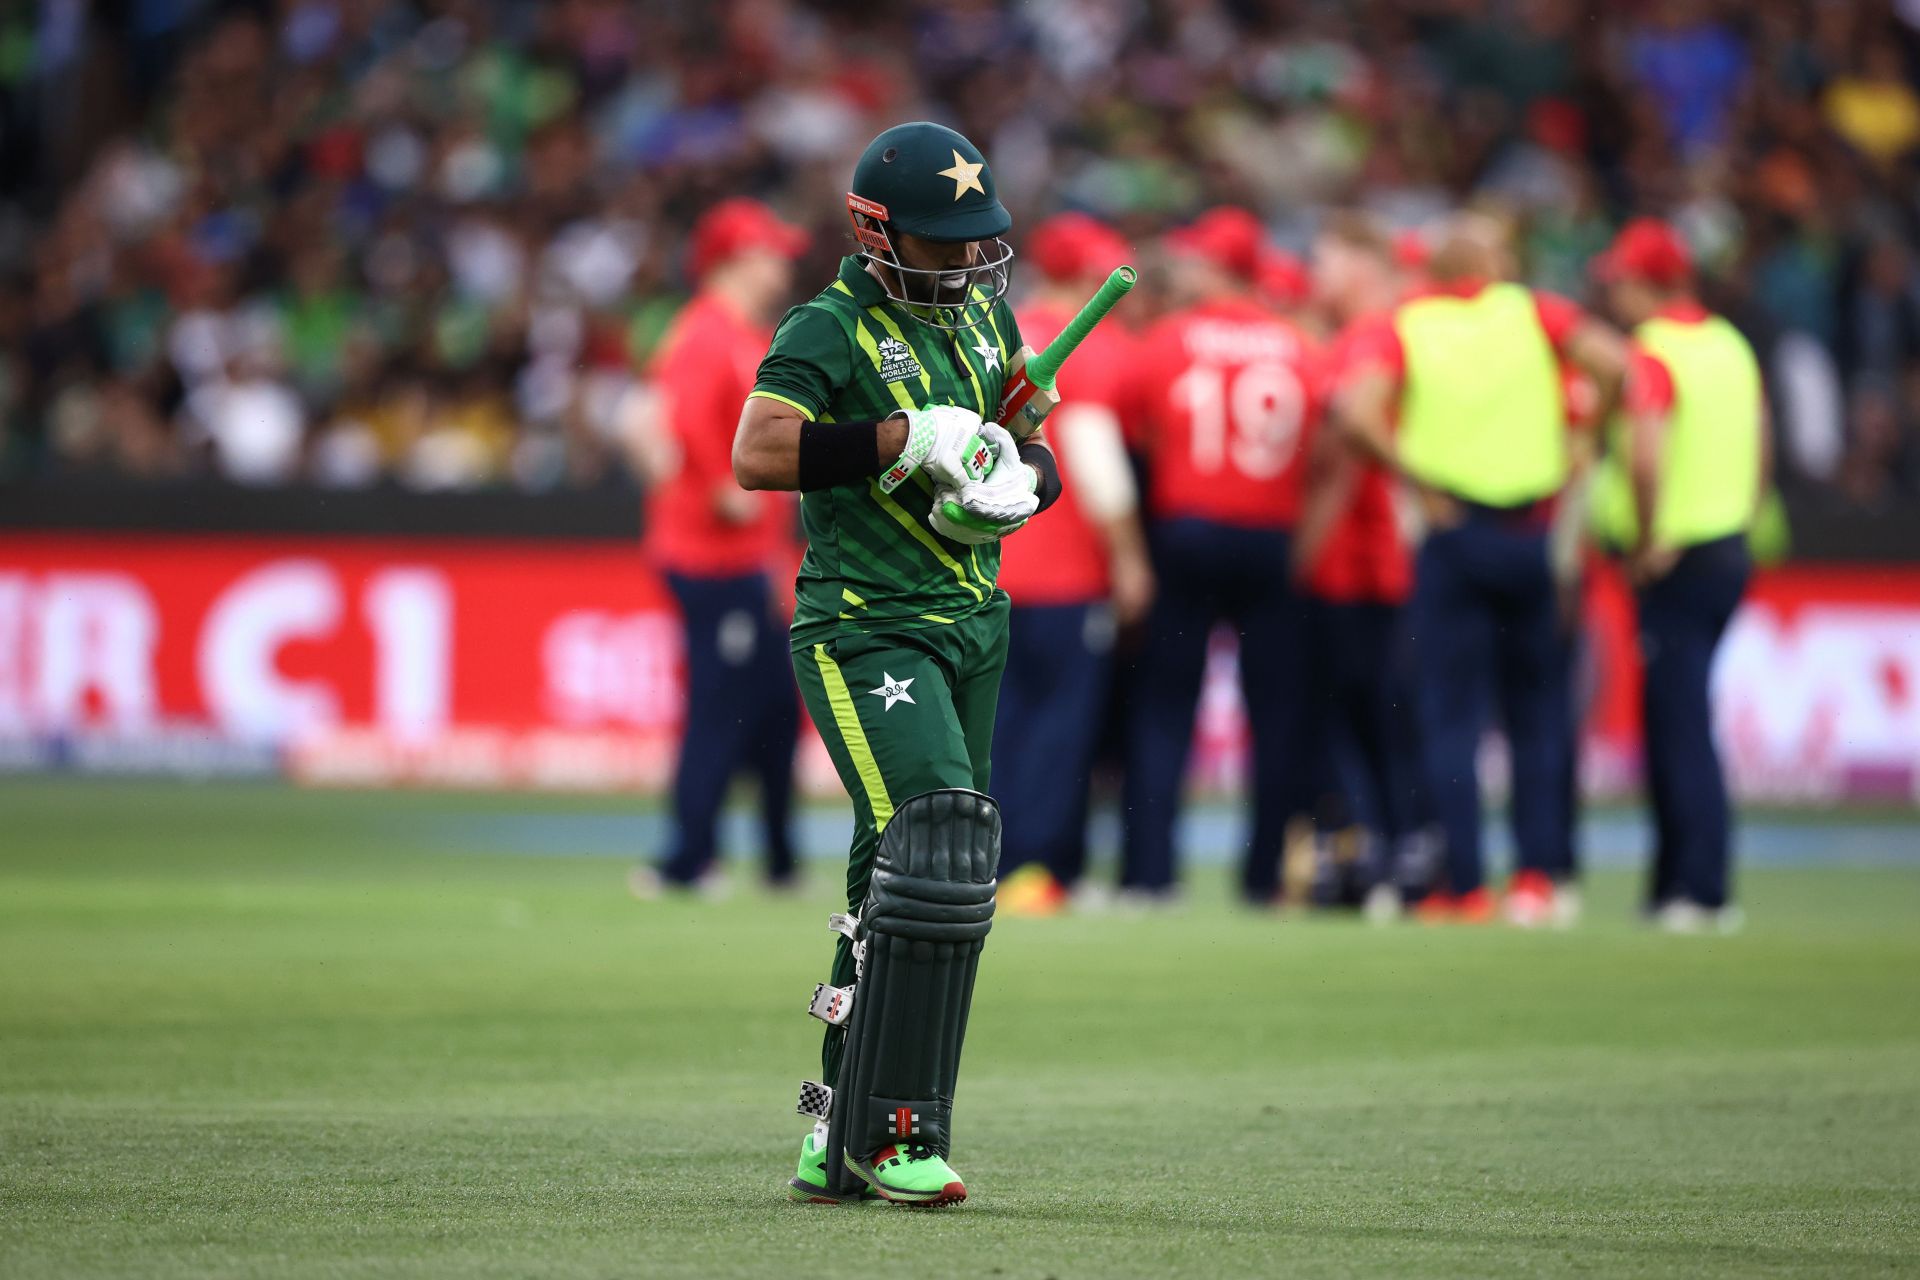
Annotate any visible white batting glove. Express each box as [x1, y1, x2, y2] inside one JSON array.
[[962, 424, 1038, 521], [928, 438, 1039, 543], [879, 404, 991, 494], [974, 423, 1022, 478]]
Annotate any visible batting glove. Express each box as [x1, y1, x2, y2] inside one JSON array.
[[928, 433, 1039, 543], [879, 404, 991, 495]]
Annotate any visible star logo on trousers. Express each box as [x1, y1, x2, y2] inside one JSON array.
[[869, 673, 916, 710]]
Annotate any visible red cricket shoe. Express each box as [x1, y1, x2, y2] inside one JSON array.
[[1504, 869, 1556, 928], [1414, 886, 1497, 924]]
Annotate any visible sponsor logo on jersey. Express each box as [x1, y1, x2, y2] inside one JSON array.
[[875, 337, 924, 384]]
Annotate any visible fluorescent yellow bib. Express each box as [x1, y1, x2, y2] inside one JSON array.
[[1395, 283, 1567, 506], [1592, 314, 1761, 548]]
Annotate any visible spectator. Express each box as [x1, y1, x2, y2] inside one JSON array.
[[183, 346, 305, 486], [1822, 43, 1920, 168], [0, 0, 1908, 526]]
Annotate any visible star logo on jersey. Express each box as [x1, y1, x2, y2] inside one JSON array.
[[971, 340, 1001, 372], [868, 673, 916, 711], [937, 150, 986, 201]]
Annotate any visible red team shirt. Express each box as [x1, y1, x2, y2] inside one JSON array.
[[644, 293, 792, 577], [995, 301, 1135, 604], [1123, 296, 1319, 530], [1303, 317, 1413, 603]]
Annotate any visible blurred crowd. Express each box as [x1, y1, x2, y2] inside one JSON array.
[[2, 0, 1918, 508]]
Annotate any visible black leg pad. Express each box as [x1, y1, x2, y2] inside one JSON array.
[[824, 789, 1000, 1194]]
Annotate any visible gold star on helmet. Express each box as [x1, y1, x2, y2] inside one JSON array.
[[938, 150, 986, 201]]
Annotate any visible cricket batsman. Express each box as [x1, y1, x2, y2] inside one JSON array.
[[731, 122, 1063, 1206]]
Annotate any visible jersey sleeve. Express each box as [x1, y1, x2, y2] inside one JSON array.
[[1109, 321, 1167, 450], [751, 304, 852, 421], [652, 322, 738, 485], [1530, 290, 1586, 357], [1622, 344, 1677, 418], [1300, 337, 1332, 440], [996, 299, 1023, 364], [1068, 325, 1133, 412], [1331, 314, 1404, 391]]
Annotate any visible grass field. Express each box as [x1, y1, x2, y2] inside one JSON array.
[[2, 778, 1917, 1279]]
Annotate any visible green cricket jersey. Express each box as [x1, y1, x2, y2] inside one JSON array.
[[751, 255, 1021, 645]]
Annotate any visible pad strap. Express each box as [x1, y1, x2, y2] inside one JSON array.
[[797, 1080, 833, 1120], [808, 983, 856, 1026]]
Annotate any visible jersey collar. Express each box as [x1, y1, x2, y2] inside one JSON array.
[[1653, 298, 1711, 323], [1417, 276, 1491, 300], [837, 255, 888, 307]]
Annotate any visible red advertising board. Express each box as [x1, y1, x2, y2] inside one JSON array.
[[0, 534, 698, 787], [1, 533, 1916, 802]]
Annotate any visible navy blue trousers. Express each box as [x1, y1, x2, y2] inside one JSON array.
[[1122, 518, 1313, 900], [1411, 513, 1574, 894], [1309, 599, 1428, 846], [1639, 535, 1749, 909], [993, 601, 1115, 886], [658, 571, 799, 885]]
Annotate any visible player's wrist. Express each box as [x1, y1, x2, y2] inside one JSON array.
[[881, 405, 988, 494], [1017, 441, 1061, 512], [799, 418, 899, 492], [878, 415, 909, 465]]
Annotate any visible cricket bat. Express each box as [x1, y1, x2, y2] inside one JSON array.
[[937, 265, 1135, 534], [997, 264, 1137, 441]]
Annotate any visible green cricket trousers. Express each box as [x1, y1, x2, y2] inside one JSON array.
[[792, 592, 1011, 1083]]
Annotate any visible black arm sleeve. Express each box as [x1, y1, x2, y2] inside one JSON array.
[[798, 419, 884, 491], [1020, 441, 1063, 513]]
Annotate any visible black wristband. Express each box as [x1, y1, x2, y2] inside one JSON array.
[[798, 419, 883, 491], [1019, 441, 1063, 513]]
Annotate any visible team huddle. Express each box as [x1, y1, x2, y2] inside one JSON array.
[[635, 119, 1765, 1206]]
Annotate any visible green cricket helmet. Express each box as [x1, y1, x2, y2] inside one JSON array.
[[847, 121, 1014, 331]]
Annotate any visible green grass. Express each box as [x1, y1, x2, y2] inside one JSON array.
[[1, 779, 1916, 1278]]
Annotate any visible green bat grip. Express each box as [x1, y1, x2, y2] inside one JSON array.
[[1027, 265, 1137, 389]]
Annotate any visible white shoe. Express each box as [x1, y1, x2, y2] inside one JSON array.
[[1363, 883, 1403, 925], [1071, 882, 1116, 914], [1550, 884, 1583, 930], [1654, 899, 1709, 934], [626, 866, 730, 901], [1113, 887, 1180, 915]]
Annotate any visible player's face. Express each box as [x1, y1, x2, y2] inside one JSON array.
[[1606, 277, 1656, 326], [1311, 238, 1355, 308], [1168, 252, 1228, 307], [894, 233, 981, 308], [737, 246, 795, 306], [1313, 239, 1391, 319]]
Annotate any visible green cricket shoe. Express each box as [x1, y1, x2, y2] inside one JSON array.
[[845, 1143, 968, 1207], [787, 1131, 873, 1205]]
